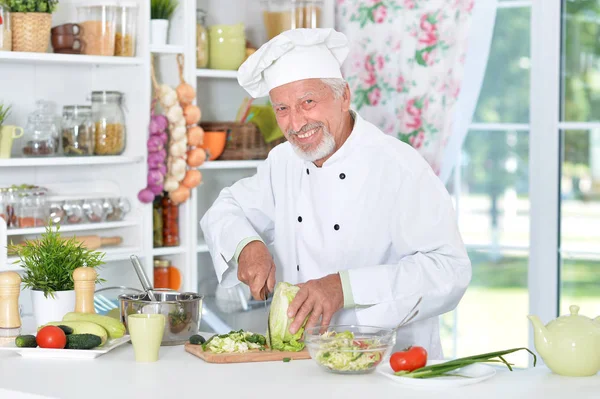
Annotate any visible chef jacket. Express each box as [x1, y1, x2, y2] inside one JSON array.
[[200, 111, 472, 359]]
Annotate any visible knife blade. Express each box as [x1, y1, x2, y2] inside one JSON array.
[[264, 289, 273, 350]]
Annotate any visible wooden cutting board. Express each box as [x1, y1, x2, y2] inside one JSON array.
[[184, 343, 312, 363]]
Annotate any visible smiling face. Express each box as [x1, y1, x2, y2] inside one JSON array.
[[270, 78, 352, 165]]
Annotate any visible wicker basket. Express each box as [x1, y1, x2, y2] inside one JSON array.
[[11, 12, 51, 53], [200, 121, 286, 161]]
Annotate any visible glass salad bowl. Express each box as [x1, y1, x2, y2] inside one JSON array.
[[304, 325, 396, 374]]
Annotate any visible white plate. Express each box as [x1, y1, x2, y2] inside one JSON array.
[[378, 360, 496, 388], [0, 335, 131, 359]]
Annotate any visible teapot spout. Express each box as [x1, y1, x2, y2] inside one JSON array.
[[528, 315, 551, 353]]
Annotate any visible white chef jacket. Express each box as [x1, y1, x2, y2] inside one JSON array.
[[200, 111, 471, 359]]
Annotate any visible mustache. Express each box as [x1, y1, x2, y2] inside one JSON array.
[[287, 122, 324, 136]]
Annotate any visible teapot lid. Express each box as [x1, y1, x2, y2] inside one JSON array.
[[547, 305, 600, 336]]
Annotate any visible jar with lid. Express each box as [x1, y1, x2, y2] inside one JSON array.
[[260, 0, 323, 40], [161, 195, 179, 247], [152, 197, 163, 247], [76, 1, 117, 56], [0, 188, 7, 223], [208, 23, 246, 70], [0, 5, 11, 51], [22, 100, 59, 157], [16, 188, 47, 228], [63, 199, 84, 224], [62, 105, 95, 156], [115, 2, 137, 57], [153, 259, 170, 289], [196, 9, 209, 68], [91, 91, 126, 155]]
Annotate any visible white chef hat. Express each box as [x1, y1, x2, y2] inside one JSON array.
[[237, 28, 349, 98]]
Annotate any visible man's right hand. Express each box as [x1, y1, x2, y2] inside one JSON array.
[[237, 240, 276, 300]]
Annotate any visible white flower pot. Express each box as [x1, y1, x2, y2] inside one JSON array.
[[150, 19, 169, 46], [31, 289, 76, 328]]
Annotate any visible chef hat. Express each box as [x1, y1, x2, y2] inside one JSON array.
[[237, 28, 349, 98]]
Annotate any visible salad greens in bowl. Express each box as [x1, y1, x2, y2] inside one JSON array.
[[304, 325, 396, 374]]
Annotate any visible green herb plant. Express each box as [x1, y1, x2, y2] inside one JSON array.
[[0, 103, 11, 126], [8, 221, 105, 298], [393, 347, 537, 379], [2, 0, 59, 13], [150, 0, 178, 20]]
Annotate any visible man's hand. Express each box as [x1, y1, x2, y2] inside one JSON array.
[[287, 274, 344, 334], [237, 241, 276, 300]]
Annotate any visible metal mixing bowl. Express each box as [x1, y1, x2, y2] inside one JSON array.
[[119, 289, 203, 346]]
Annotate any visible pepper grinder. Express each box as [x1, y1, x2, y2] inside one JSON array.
[[73, 267, 97, 314], [0, 271, 22, 339]]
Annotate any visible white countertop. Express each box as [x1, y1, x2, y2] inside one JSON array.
[[0, 338, 599, 399]]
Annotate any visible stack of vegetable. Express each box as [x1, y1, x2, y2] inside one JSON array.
[[197, 330, 267, 354], [138, 101, 168, 203], [15, 313, 126, 350]]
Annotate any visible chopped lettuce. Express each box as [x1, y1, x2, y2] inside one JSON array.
[[314, 331, 384, 372], [203, 330, 266, 353], [267, 282, 308, 352]]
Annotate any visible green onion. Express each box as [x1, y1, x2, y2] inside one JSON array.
[[283, 357, 291, 362], [394, 347, 536, 379]]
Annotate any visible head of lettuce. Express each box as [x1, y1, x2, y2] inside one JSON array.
[[267, 282, 309, 351]]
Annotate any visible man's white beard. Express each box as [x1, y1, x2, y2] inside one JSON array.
[[290, 127, 336, 162]]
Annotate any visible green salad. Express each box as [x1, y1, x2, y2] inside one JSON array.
[[203, 330, 267, 354], [314, 331, 384, 372]]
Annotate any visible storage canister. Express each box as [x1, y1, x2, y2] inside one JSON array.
[[76, 1, 118, 56], [208, 23, 246, 70], [91, 91, 126, 155], [62, 105, 95, 156], [115, 2, 138, 56]]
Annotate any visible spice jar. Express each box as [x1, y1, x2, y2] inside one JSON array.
[[3, 188, 18, 228], [208, 23, 246, 70], [0, 189, 6, 223], [0, 5, 11, 51], [62, 105, 95, 156], [153, 259, 170, 289], [260, 0, 323, 40], [16, 188, 47, 228], [115, 2, 137, 57], [48, 199, 66, 224], [22, 100, 59, 157], [196, 9, 209, 68], [91, 91, 126, 155], [76, 1, 117, 56], [153, 197, 163, 247], [63, 199, 84, 224], [161, 195, 179, 247], [83, 198, 107, 223], [106, 197, 130, 221]]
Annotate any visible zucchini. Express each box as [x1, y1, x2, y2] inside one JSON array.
[[40, 321, 108, 346], [189, 334, 206, 345], [65, 334, 102, 350], [15, 335, 37, 348], [62, 312, 126, 339]]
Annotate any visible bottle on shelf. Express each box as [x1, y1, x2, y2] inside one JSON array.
[[161, 195, 179, 247]]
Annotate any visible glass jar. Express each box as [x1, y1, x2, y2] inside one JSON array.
[[0, 188, 6, 223], [208, 23, 246, 70], [0, 5, 11, 51], [48, 199, 66, 224], [153, 197, 163, 247], [196, 9, 209, 68], [115, 2, 137, 57], [260, 0, 323, 40], [22, 100, 59, 157], [4, 187, 18, 228], [106, 196, 130, 221], [62, 105, 95, 156], [83, 198, 108, 223], [91, 91, 126, 155], [63, 199, 84, 224], [16, 189, 47, 228], [76, 1, 117, 56], [161, 195, 179, 247], [153, 259, 170, 289]]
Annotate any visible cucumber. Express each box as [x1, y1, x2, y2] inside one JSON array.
[[189, 334, 206, 345], [15, 335, 37, 348], [62, 312, 126, 339], [65, 334, 102, 350], [56, 325, 74, 335]]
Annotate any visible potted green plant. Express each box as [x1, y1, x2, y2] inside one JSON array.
[[2, 0, 59, 52], [8, 221, 105, 327], [150, 0, 178, 46]]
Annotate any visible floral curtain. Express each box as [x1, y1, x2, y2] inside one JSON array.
[[336, 0, 497, 183]]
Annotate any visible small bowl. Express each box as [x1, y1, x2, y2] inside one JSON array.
[[304, 325, 396, 374], [201, 130, 227, 160]]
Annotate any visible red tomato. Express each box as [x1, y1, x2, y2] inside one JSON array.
[[36, 326, 66, 349], [389, 346, 428, 372]]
